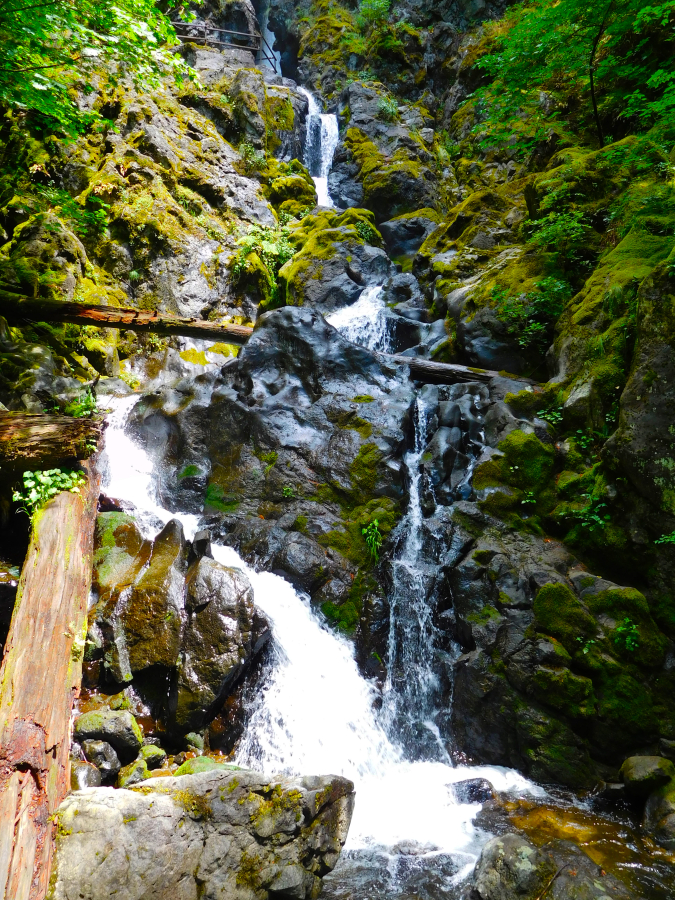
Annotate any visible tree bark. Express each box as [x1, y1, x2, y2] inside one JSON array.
[[0, 459, 100, 900], [0, 414, 103, 467], [0, 294, 253, 345]]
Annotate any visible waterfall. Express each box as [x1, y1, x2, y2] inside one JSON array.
[[326, 285, 390, 352], [299, 87, 339, 207], [101, 395, 543, 896], [380, 395, 446, 756]]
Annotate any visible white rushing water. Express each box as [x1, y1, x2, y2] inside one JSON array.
[[326, 285, 390, 353], [299, 87, 339, 207], [101, 391, 543, 886]]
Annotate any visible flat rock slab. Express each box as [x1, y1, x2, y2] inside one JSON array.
[[51, 768, 354, 900]]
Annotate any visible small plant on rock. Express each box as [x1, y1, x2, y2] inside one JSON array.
[[655, 530, 675, 545], [64, 387, 98, 418], [282, 485, 295, 498], [13, 469, 87, 519], [377, 95, 399, 122], [362, 519, 383, 560], [614, 617, 640, 652], [575, 637, 596, 655]]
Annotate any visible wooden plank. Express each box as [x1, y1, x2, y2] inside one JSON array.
[[0, 295, 254, 345], [0, 459, 101, 900], [0, 414, 103, 466]]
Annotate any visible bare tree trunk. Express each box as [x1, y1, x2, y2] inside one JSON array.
[[0, 294, 253, 345], [0, 459, 100, 900]]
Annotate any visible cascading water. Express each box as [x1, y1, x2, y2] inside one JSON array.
[[326, 285, 390, 352], [101, 390, 543, 899], [299, 87, 339, 207], [379, 394, 447, 757]]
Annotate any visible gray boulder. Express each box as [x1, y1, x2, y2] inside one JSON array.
[[379, 212, 439, 258], [174, 557, 270, 731], [643, 780, 675, 850], [51, 768, 354, 900], [81, 739, 121, 781]]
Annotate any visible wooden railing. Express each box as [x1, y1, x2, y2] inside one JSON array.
[[173, 22, 278, 73]]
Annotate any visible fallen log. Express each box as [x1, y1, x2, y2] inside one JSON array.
[[0, 460, 100, 900], [382, 353, 534, 385], [0, 290, 537, 386], [0, 413, 103, 467], [0, 295, 254, 345]]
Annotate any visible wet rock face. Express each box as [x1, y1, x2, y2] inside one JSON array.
[[88, 515, 270, 739], [466, 833, 636, 900], [52, 769, 354, 900], [126, 306, 415, 652], [328, 83, 440, 223], [176, 557, 270, 731]]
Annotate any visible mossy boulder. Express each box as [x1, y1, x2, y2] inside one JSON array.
[[140, 744, 168, 770], [533, 583, 597, 653], [117, 759, 149, 787], [74, 709, 143, 760], [620, 755, 675, 799], [174, 755, 239, 776], [277, 207, 391, 310]]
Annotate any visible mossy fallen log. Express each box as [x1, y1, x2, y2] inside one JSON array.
[[0, 414, 103, 467], [0, 294, 254, 345], [0, 460, 100, 900]]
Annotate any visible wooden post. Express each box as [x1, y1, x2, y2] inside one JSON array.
[[0, 459, 100, 900]]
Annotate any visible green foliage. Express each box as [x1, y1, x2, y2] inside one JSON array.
[[231, 224, 296, 305], [64, 388, 98, 418], [0, 0, 193, 135], [526, 212, 592, 272], [238, 142, 267, 175], [473, 0, 675, 150], [539, 406, 563, 426], [655, 530, 675, 545], [355, 220, 381, 245], [614, 617, 640, 652], [13, 468, 86, 518], [377, 96, 399, 122], [492, 278, 570, 353], [35, 185, 109, 237], [575, 493, 611, 531], [575, 637, 596, 655], [282, 485, 295, 498], [357, 0, 390, 29], [362, 518, 383, 560]]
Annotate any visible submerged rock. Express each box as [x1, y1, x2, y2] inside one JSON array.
[[467, 832, 636, 900], [52, 768, 354, 900]]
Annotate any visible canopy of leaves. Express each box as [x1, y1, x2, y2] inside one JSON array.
[[0, 0, 194, 135], [473, 0, 675, 149]]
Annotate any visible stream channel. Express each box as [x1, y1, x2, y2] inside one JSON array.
[[94, 103, 675, 900]]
